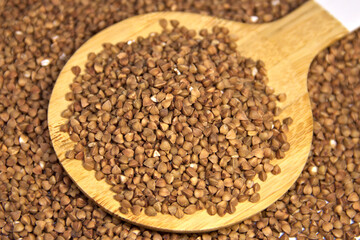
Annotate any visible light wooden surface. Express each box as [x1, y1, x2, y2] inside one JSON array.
[[48, 0, 349, 233]]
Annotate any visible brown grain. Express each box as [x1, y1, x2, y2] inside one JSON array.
[[1, 0, 360, 239]]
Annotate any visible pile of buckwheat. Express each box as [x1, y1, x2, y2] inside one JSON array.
[[61, 19, 291, 218], [0, 0, 359, 239]]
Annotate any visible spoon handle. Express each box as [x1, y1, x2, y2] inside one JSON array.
[[315, 0, 360, 32], [231, 0, 351, 104], [234, 0, 350, 68]]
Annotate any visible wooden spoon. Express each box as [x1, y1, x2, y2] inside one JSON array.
[[48, 0, 360, 233]]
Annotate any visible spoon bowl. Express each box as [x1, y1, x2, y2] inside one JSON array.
[[48, 0, 351, 233]]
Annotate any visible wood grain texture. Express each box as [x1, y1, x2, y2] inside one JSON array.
[[48, 0, 348, 233]]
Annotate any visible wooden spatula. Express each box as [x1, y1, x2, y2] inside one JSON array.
[[48, 0, 360, 233]]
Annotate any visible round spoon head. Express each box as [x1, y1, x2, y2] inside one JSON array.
[[48, 11, 314, 233]]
